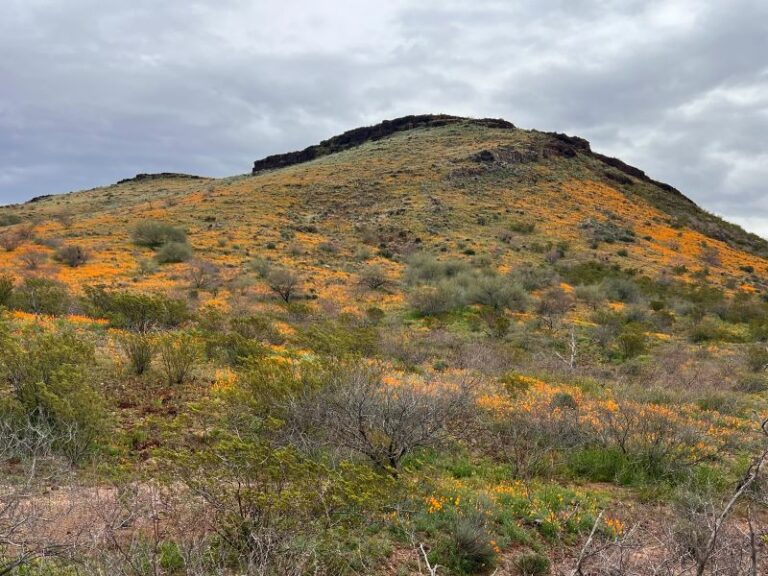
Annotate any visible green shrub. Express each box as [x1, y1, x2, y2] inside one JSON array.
[[514, 551, 551, 576], [155, 241, 193, 264], [157, 332, 201, 385], [467, 276, 528, 311], [11, 277, 70, 316], [0, 213, 22, 227], [299, 319, 378, 357], [132, 220, 187, 248], [746, 344, 768, 372], [0, 274, 13, 307], [440, 513, 497, 574], [117, 332, 155, 375], [0, 323, 104, 462], [405, 253, 470, 285], [616, 324, 647, 359], [85, 287, 188, 330], [602, 277, 640, 303], [409, 281, 466, 316]]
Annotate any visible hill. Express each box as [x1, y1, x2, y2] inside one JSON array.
[[1, 116, 768, 574]]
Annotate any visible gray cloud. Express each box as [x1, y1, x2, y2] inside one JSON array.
[[1, 0, 766, 236]]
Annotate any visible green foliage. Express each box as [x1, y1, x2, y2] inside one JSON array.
[[0, 213, 23, 227], [157, 332, 201, 385], [117, 332, 155, 375], [616, 324, 648, 359], [132, 220, 187, 248], [0, 274, 13, 307], [155, 241, 193, 264], [405, 253, 471, 285], [467, 276, 528, 311], [602, 277, 641, 303], [11, 277, 70, 316], [0, 322, 104, 461], [298, 318, 378, 357], [514, 552, 551, 576], [439, 512, 497, 574], [409, 281, 467, 316], [85, 286, 188, 330]]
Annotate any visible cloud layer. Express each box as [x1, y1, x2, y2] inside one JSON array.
[[1, 1, 767, 233]]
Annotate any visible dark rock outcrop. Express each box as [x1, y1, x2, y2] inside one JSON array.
[[115, 173, 208, 185], [252, 114, 515, 173]]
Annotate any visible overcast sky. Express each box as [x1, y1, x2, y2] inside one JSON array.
[[2, 1, 767, 234]]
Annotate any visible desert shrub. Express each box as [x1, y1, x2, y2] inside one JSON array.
[[249, 256, 272, 278], [54, 244, 89, 267], [84, 286, 188, 331], [11, 277, 70, 316], [298, 319, 378, 357], [687, 317, 734, 343], [359, 265, 391, 290], [438, 512, 497, 574], [290, 361, 471, 475], [18, 249, 48, 270], [117, 332, 155, 375], [203, 332, 267, 366], [508, 219, 536, 234], [601, 277, 640, 303], [509, 263, 558, 291], [587, 400, 706, 481], [536, 287, 573, 329], [155, 241, 193, 264], [580, 218, 635, 245], [616, 324, 647, 359], [575, 284, 605, 310], [230, 316, 284, 345], [514, 551, 551, 576], [717, 293, 767, 324], [132, 220, 187, 248], [0, 231, 22, 252], [467, 276, 528, 311], [405, 253, 470, 285], [187, 259, 220, 290], [0, 323, 103, 461], [0, 275, 13, 308], [0, 214, 22, 227], [157, 332, 201, 385], [266, 267, 301, 302], [409, 280, 467, 316], [745, 344, 768, 372]]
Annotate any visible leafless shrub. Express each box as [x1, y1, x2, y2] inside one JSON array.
[[187, 259, 221, 291], [18, 249, 48, 270], [266, 267, 301, 303], [0, 231, 22, 252], [289, 361, 473, 476]]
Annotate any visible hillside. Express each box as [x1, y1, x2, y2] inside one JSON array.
[[1, 116, 768, 575], [2, 116, 767, 301]]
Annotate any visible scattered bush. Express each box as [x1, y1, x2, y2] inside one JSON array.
[[467, 276, 528, 312], [359, 265, 392, 290], [132, 220, 187, 248], [0, 323, 103, 462], [0, 275, 13, 308], [117, 332, 156, 375], [18, 249, 48, 270], [11, 277, 70, 316], [85, 286, 188, 331], [514, 551, 551, 576], [54, 244, 89, 267], [157, 332, 201, 385], [291, 361, 470, 476], [155, 241, 193, 264], [266, 267, 301, 302]]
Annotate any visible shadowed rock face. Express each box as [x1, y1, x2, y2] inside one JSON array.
[[115, 173, 208, 185], [251, 114, 515, 173]]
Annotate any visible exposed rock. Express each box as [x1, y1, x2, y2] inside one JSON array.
[[252, 114, 515, 173], [115, 173, 208, 185]]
